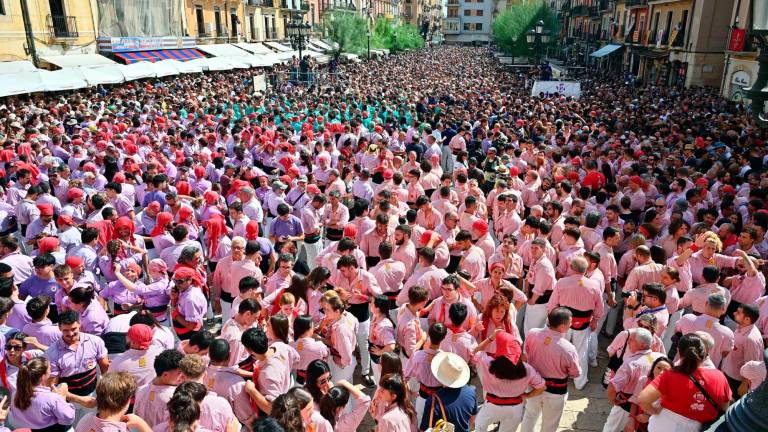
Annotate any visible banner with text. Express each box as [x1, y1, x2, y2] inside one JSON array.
[[531, 81, 581, 98]]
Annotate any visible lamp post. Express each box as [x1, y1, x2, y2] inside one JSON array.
[[525, 19, 551, 65], [287, 13, 311, 61], [746, 1, 768, 126]]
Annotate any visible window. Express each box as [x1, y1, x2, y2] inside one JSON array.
[[649, 10, 660, 43], [230, 9, 238, 37], [464, 9, 471, 16], [476, 9, 483, 16], [464, 23, 470, 31], [214, 7, 222, 36], [195, 6, 206, 36], [662, 11, 672, 44], [249, 14, 256, 40], [264, 15, 270, 39], [0, 1, 6, 15], [674, 9, 688, 47], [475, 23, 482, 31]]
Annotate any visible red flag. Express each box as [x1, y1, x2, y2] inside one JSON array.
[[729, 28, 746, 52]]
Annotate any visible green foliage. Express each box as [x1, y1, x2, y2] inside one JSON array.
[[369, 17, 425, 54], [322, 11, 368, 57], [492, 0, 558, 56]]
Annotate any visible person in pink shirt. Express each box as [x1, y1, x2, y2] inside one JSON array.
[[220, 298, 261, 366], [472, 330, 545, 432], [470, 262, 526, 316], [396, 285, 429, 365], [290, 315, 329, 384], [75, 371, 153, 432], [623, 283, 670, 337], [674, 294, 734, 368], [415, 195, 442, 231], [106, 324, 160, 388], [174, 366, 239, 432], [240, 326, 297, 416], [679, 266, 731, 315], [524, 238, 557, 334], [369, 241, 406, 314], [392, 225, 417, 276], [521, 308, 581, 432], [688, 234, 739, 284], [456, 230, 486, 282], [439, 302, 478, 364], [723, 250, 765, 321], [369, 295, 396, 384], [555, 228, 586, 278], [372, 373, 418, 432], [419, 230, 451, 270], [623, 245, 664, 293], [359, 213, 394, 268], [133, 349, 184, 428], [547, 256, 604, 390], [211, 236, 245, 322], [320, 295, 359, 384], [720, 303, 764, 398], [205, 340, 257, 427], [603, 327, 664, 432], [427, 275, 478, 331], [472, 219, 495, 260], [404, 323, 446, 424]]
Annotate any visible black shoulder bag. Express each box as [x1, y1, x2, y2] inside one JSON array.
[[687, 374, 726, 431]]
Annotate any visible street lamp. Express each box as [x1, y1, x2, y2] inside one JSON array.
[[746, 1, 768, 126], [287, 13, 311, 61], [526, 19, 550, 65]]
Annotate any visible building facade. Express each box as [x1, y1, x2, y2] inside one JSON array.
[[721, 0, 757, 101], [442, 0, 494, 43], [0, 0, 98, 64]]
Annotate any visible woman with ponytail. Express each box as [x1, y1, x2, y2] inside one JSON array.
[[638, 333, 731, 432], [68, 284, 109, 336], [372, 373, 417, 432], [155, 393, 202, 432], [10, 357, 75, 431], [317, 379, 371, 432]]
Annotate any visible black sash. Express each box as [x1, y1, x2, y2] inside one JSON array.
[[221, 291, 235, 303], [326, 227, 344, 241], [347, 302, 370, 323], [565, 307, 593, 330], [304, 234, 321, 244], [60, 367, 97, 396], [32, 424, 70, 432], [543, 376, 569, 395]]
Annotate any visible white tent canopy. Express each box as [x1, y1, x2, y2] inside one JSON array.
[[39, 69, 89, 92], [309, 39, 333, 51], [234, 43, 274, 56], [0, 61, 37, 75], [0, 72, 45, 97], [263, 41, 292, 52], [119, 62, 157, 81], [78, 66, 126, 85], [40, 54, 117, 69], [196, 44, 253, 58]]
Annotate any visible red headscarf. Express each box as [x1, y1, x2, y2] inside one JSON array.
[[203, 191, 219, 206], [113, 216, 136, 245], [37, 237, 59, 254], [176, 181, 191, 196], [246, 220, 260, 240], [151, 212, 173, 237], [178, 206, 196, 227], [204, 215, 229, 257], [227, 179, 249, 197]]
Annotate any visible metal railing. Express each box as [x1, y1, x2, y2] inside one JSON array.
[[570, 5, 589, 16], [625, 0, 647, 7], [47, 14, 78, 39]]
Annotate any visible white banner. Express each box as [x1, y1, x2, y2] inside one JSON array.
[[253, 74, 267, 93], [531, 80, 581, 98]]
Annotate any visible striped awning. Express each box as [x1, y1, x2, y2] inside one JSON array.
[[115, 49, 204, 64]]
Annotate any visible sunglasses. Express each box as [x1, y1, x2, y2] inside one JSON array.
[[5, 345, 22, 351], [173, 279, 189, 284]]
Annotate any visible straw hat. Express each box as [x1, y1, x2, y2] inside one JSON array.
[[431, 352, 470, 389]]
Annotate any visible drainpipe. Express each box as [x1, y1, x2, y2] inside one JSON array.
[[20, 0, 39, 67]]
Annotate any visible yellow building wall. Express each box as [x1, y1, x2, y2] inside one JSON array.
[[0, 0, 98, 62], [185, 0, 247, 40]]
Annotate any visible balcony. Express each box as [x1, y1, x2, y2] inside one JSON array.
[[443, 18, 460, 34], [570, 5, 589, 16], [447, 0, 459, 5], [589, 5, 599, 17], [598, 0, 613, 12], [47, 15, 78, 39], [625, 0, 647, 7], [247, 0, 263, 5]]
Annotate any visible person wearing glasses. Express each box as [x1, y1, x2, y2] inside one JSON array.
[[0, 332, 43, 396], [623, 283, 670, 337]]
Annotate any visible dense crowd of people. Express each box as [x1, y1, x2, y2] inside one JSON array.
[[0, 44, 762, 432]]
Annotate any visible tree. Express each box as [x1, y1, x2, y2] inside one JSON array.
[[370, 17, 424, 53], [322, 11, 368, 57], [492, 0, 558, 57]]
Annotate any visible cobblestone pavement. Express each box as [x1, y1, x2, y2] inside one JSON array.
[[356, 335, 612, 431]]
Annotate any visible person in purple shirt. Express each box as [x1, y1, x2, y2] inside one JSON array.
[[0, 265, 31, 332], [18, 253, 58, 300], [0, 236, 34, 286], [9, 356, 75, 430], [268, 203, 304, 252], [101, 263, 143, 315], [115, 258, 171, 324], [68, 286, 109, 336], [45, 311, 109, 407], [142, 174, 169, 209], [22, 296, 61, 350]]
